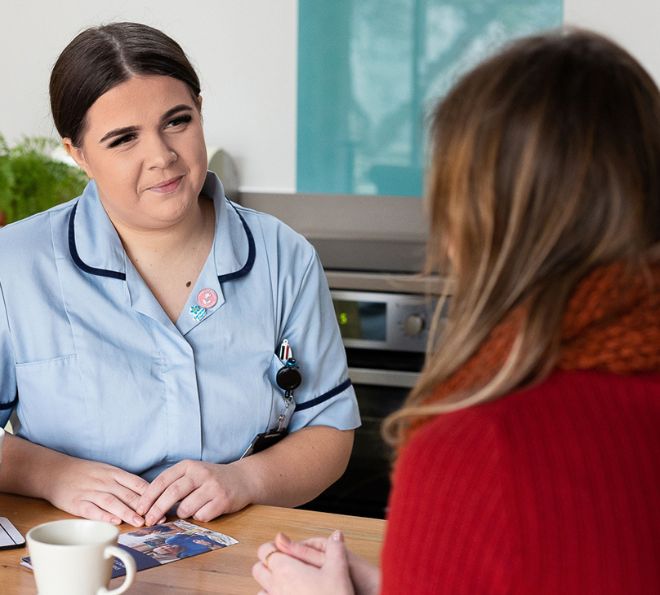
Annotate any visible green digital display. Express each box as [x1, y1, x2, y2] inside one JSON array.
[[334, 300, 387, 341]]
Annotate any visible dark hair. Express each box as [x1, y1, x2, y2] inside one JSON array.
[[49, 22, 201, 146]]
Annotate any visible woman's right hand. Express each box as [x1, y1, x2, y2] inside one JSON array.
[[47, 457, 149, 526], [270, 532, 381, 595], [0, 433, 149, 526]]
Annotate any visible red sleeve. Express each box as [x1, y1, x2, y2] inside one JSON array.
[[380, 410, 518, 595]]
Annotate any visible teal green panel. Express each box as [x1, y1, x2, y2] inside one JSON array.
[[297, 0, 562, 197]]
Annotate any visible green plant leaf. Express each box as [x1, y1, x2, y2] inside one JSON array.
[[0, 135, 88, 225]]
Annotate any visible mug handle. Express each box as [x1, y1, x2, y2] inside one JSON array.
[[98, 544, 137, 595]]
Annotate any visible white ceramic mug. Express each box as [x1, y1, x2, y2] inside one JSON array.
[[26, 519, 136, 595]]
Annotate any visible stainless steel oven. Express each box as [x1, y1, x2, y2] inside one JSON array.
[[300, 273, 446, 519], [235, 192, 443, 518]]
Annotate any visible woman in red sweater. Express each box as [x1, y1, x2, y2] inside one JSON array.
[[252, 29, 660, 594]]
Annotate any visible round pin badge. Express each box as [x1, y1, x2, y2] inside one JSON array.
[[197, 288, 218, 309]]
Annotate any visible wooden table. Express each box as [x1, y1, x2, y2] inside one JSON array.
[[0, 494, 385, 594]]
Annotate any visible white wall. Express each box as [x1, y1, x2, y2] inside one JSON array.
[[0, 0, 298, 193], [564, 0, 660, 85], [1, 1, 658, 193]]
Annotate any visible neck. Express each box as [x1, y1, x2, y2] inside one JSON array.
[[113, 197, 214, 265]]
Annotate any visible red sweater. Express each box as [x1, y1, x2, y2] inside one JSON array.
[[381, 370, 660, 594]]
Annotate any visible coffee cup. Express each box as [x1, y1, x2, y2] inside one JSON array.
[[26, 519, 136, 595]]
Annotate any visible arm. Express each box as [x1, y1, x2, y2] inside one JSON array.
[[380, 414, 514, 594], [0, 433, 149, 526], [233, 425, 353, 507], [0, 283, 147, 527], [136, 425, 353, 525]]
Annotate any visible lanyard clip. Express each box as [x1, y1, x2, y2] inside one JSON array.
[[276, 339, 302, 394], [278, 339, 293, 361], [275, 340, 302, 433]]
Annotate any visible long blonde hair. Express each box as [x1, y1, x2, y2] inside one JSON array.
[[384, 29, 660, 445]]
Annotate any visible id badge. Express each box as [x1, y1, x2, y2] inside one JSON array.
[[240, 430, 288, 458], [277, 395, 295, 432]]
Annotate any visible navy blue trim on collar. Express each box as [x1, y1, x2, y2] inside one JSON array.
[[69, 199, 255, 283], [0, 393, 18, 410], [217, 203, 256, 283], [68, 202, 126, 280], [294, 378, 352, 412]]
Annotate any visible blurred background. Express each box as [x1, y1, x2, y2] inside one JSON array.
[[1, 0, 658, 199]]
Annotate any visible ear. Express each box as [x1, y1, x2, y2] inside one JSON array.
[[62, 138, 93, 178]]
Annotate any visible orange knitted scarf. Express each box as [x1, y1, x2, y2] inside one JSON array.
[[403, 260, 660, 444]]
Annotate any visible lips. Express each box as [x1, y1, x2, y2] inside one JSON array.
[[148, 175, 183, 193]]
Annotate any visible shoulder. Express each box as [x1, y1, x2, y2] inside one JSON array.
[[385, 370, 660, 593], [396, 369, 660, 503], [395, 397, 507, 488], [399, 369, 660, 476], [231, 201, 318, 267], [0, 199, 76, 270]]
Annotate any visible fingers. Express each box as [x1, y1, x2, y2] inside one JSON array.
[[323, 530, 349, 571], [140, 461, 240, 525], [112, 469, 150, 497], [300, 537, 330, 551], [257, 541, 278, 564], [109, 483, 149, 513], [176, 486, 215, 519], [252, 560, 273, 592], [188, 497, 220, 523], [275, 533, 325, 567], [77, 500, 123, 525], [136, 463, 186, 518], [86, 491, 145, 526], [139, 466, 200, 525], [253, 542, 281, 593]]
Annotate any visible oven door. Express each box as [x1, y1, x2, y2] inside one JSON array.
[[300, 351, 421, 519]]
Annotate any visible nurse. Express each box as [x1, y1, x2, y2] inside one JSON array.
[[0, 22, 359, 527]]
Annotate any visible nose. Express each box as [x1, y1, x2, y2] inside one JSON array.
[[146, 133, 178, 169]]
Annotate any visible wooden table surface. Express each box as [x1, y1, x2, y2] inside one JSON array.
[[0, 494, 385, 594]]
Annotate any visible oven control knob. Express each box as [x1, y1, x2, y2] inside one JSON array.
[[403, 314, 425, 337]]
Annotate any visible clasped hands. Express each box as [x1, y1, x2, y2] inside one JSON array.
[[49, 458, 255, 527], [252, 531, 380, 595]]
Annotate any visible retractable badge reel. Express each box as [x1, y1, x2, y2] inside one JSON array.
[[240, 340, 302, 458], [275, 340, 302, 432]]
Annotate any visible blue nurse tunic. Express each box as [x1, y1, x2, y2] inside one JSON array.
[[0, 173, 359, 480]]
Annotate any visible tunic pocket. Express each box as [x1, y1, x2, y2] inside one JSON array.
[[14, 354, 97, 459]]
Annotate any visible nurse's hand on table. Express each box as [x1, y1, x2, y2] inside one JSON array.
[[49, 458, 149, 527], [253, 530, 356, 595], [136, 460, 255, 526]]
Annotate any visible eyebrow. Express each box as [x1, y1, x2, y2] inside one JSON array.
[[98, 104, 194, 144]]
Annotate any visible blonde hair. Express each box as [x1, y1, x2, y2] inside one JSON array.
[[384, 29, 660, 445]]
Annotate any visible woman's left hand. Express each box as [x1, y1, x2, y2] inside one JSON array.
[[252, 530, 355, 595], [136, 460, 256, 525]]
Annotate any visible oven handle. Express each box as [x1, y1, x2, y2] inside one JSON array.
[[348, 367, 418, 389]]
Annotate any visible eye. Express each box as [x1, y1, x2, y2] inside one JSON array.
[[108, 133, 136, 148], [166, 114, 193, 128]]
